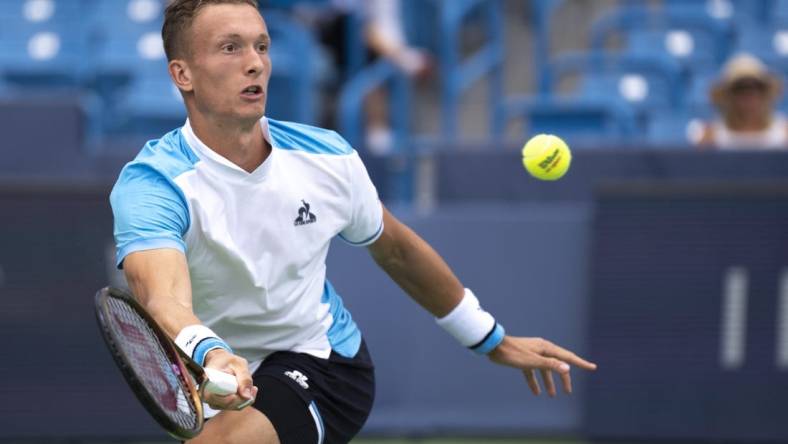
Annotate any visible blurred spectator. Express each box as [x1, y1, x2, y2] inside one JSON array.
[[297, 0, 431, 154], [689, 53, 788, 149]]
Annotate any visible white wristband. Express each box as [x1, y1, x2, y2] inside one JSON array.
[[436, 288, 505, 354], [174, 325, 232, 366]]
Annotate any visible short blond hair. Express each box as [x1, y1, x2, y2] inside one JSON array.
[[162, 0, 259, 61]]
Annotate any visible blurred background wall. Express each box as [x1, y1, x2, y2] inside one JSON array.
[[1, 0, 788, 442]]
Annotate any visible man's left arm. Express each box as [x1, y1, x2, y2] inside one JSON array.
[[367, 205, 597, 397]]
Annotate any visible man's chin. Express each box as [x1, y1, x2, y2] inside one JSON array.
[[237, 108, 266, 124]]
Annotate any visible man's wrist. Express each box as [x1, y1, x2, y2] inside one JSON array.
[[174, 324, 233, 366], [486, 334, 511, 361], [204, 347, 232, 366], [469, 322, 506, 354], [435, 288, 506, 355]]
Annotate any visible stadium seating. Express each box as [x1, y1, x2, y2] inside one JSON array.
[[589, 5, 734, 69], [735, 19, 788, 74], [89, 0, 179, 137], [644, 108, 716, 146], [0, 0, 92, 90], [0, 0, 324, 148], [502, 95, 638, 144], [661, 0, 775, 23], [2, 0, 788, 158], [91, 0, 165, 83], [539, 51, 685, 139], [777, 0, 788, 21], [261, 9, 321, 124], [684, 68, 719, 112]]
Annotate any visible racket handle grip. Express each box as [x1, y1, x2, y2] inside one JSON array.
[[203, 368, 239, 396]]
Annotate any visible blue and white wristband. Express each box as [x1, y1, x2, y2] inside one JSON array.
[[436, 288, 506, 355], [175, 325, 233, 367]]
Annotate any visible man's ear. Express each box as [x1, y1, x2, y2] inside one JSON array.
[[169, 59, 193, 93]]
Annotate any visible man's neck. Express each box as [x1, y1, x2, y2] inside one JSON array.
[[189, 113, 271, 173]]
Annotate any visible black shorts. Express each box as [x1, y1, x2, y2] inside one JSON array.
[[252, 340, 375, 444]]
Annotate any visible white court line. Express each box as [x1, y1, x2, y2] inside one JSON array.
[[720, 267, 748, 370], [776, 268, 788, 370]]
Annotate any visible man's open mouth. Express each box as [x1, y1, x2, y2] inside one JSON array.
[[242, 85, 263, 96]]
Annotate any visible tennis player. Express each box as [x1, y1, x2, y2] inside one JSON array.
[[110, 1, 597, 443]]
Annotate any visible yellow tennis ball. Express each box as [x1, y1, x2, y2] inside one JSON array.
[[521, 134, 572, 180]]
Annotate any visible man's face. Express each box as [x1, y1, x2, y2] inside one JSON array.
[[183, 3, 271, 124], [729, 78, 770, 115]]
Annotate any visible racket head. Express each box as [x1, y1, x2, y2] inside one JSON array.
[[94, 287, 205, 440]]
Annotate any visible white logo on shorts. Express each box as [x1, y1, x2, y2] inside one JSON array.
[[284, 370, 309, 389]]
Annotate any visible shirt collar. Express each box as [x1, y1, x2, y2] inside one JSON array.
[[181, 117, 275, 182]]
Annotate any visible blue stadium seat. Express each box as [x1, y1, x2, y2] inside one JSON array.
[[110, 71, 186, 138], [87, 0, 177, 139], [548, 51, 685, 110], [0, 0, 93, 90], [91, 0, 165, 82], [685, 68, 718, 112], [735, 20, 788, 74], [502, 95, 637, 144], [587, 4, 735, 138], [590, 5, 734, 71], [625, 27, 718, 70], [538, 51, 685, 139], [661, 0, 774, 23], [261, 9, 321, 123], [0, 0, 86, 20], [645, 108, 714, 146], [777, 0, 788, 21]]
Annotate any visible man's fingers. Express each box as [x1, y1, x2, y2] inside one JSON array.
[[206, 393, 242, 410], [541, 342, 597, 371], [540, 369, 556, 397], [225, 360, 254, 399], [235, 387, 257, 410], [206, 386, 257, 410], [560, 370, 572, 394], [537, 357, 570, 374], [204, 350, 255, 406], [523, 369, 541, 396], [237, 374, 254, 399]]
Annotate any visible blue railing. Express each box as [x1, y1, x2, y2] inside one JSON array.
[[437, 0, 505, 142], [338, 0, 505, 148], [338, 59, 413, 205], [531, 0, 564, 95], [338, 59, 412, 150]]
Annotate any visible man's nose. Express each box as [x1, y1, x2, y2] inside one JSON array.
[[245, 52, 264, 76]]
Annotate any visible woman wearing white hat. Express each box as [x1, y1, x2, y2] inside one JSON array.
[[690, 53, 788, 149]]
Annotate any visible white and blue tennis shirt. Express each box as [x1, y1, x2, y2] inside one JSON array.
[[110, 117, 384, 370]]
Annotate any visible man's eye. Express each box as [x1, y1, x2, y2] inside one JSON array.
[[257, 43, 268, 52], [222, 44, 236, 52]]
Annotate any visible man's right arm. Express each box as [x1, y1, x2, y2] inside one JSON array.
[[124, 248, 199, 336], [123, 248, 257, 409]]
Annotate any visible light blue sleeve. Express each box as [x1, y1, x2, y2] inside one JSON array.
[[339, 151, 384, 247], [110, 163, 190, 268]]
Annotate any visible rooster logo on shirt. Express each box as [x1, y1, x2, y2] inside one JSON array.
[[294, 200, 317, 226]]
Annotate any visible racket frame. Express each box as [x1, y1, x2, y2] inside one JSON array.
[[95, 286, 206, 440]]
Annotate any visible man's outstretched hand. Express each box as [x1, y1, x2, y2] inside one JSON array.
[[488, 336, 597, 397]]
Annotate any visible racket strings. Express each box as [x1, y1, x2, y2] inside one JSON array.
[[105, 297, 199, 429]]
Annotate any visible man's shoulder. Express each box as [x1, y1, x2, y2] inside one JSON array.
[[118, 128, 200, 183], [268, 118, 355, 156]]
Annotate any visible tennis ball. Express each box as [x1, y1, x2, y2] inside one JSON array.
[[521, 134, 572, 181]]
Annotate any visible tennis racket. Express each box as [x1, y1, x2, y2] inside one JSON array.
[[95, 286, 246, 440]]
